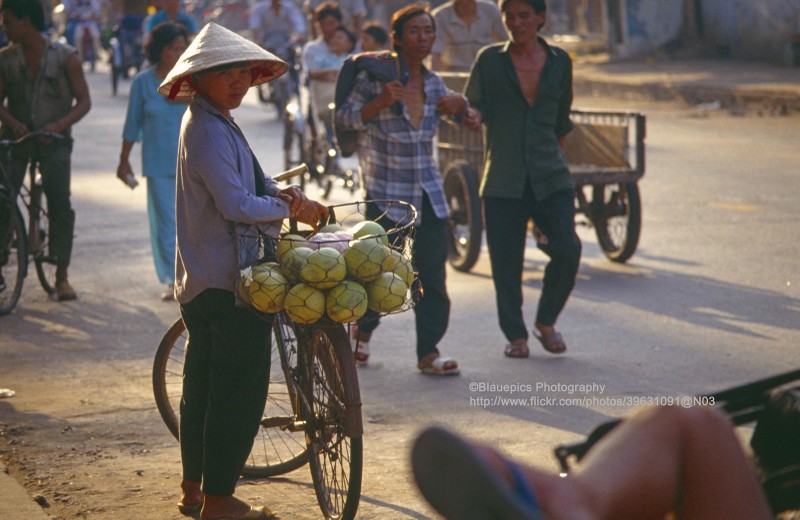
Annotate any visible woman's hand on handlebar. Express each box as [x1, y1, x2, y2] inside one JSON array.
[[277, 186, 329, 230], [292, 200, 329, 231]]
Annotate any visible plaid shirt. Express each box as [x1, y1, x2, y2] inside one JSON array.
[[336, 67, 451, 225]]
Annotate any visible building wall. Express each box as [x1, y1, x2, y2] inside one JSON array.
[[701, 0, 800, 63], [610, 0, 800, 64], [619, 0, 683, 56]]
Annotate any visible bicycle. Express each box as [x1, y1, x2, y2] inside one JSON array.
[[0, 131, 67, 315], [283, 83, 359, 200], [153, 199, 418, 519]]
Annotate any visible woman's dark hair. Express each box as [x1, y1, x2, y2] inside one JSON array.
[[499, 0, 547, 29], [146, 21, 189, 64], [390, 4, 435, 52], [314, 2, 342, 23], [0, 0, 45, 32], [363, 22, 389, 47]]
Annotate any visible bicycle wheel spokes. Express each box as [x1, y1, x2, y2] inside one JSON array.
[[303, 324, 362, 520], [152, 318, 189, 439], [0, 204, 26, 315], [27, 181, 56, 295], [243, 315, 307, 477]]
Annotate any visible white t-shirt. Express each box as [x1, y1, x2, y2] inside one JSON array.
[[432, 0, 508, 71]]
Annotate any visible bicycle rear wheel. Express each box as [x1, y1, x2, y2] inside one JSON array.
[[0, 203, 27, 316], [299, 321, 363, 520], [152, 317, 308, 478]]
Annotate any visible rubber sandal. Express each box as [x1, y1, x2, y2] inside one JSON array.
[[533, 330, 566, 355], [418, 355, 460, 376], [504, 342, 530, 358], [207, 506, 275, 520], [177, 499, 203, 515], [412, 427, 545, 519]]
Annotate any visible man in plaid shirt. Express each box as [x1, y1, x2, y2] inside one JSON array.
[[335, 4, 468, 376]]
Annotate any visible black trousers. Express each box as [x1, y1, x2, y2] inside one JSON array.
[[483, 187, 581, 343], [359, 194, 450, 361], [179, 289, 273, 495], [7, 139, 75, 268]]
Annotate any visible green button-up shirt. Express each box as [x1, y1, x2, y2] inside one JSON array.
[[464, 38, 574, 201]]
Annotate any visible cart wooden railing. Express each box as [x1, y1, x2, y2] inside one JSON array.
[[437, 72, 646, 271]]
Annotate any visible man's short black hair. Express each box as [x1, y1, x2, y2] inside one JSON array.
[[0, 0, 46, 32], [499, 0, 546, 29], [363, 22, 389, 46], [500, 0, 547, 12], [314, 2, 342, 23]]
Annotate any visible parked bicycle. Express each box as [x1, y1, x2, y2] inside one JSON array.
[[153, 199, 418, 519], [283, 87, 359, 200], [0, 132, 67, 315]]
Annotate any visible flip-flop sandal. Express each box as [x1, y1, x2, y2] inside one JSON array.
[[418, 356, 460, 376], [504, 343, 530, 358], [208, 506, 275, 520], [533, 331, 566, 355], [177, 499, 203, 515], [412, 427, 545, 520]]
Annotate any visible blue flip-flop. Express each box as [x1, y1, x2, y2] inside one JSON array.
[[412, 427, 547, 520]]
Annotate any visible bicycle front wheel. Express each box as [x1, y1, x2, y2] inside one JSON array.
[[152, 317, 308, 478], [28, 182, 56, 295], [0, 204, 27, 315], [300, 321, 363, 520]]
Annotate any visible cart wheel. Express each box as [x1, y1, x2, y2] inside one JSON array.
[[591, 182, 641, 263], [443, 161, 482, 272]]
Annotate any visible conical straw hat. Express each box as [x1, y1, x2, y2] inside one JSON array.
[[159, 23, 288, 101]]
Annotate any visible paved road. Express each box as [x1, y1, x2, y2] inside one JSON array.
[[1, 66, 799, 519]]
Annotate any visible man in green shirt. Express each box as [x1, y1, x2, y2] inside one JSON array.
[[464, 0, 580, 357]]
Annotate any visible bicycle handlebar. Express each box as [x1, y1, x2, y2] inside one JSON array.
[[273, 163, 308, 183], [0, 131, 65, 147]]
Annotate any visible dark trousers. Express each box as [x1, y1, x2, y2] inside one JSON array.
[[179, 289, 273, 495], [7, 140, 75, 268], [484, 187, 581, 343], [360, 194, 450, 361]]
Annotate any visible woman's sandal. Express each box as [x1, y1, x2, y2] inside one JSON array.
[[412, 427, 544, 520], [418, 354, 460, 376], [177, 499, 203, 515]]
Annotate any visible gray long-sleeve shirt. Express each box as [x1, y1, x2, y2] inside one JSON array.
[[175, 96, 290, 304]]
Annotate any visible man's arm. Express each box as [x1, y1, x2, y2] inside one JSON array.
[[40, 52, 90, 135]]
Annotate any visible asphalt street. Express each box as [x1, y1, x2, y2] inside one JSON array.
[[1, 62, 799, 519]]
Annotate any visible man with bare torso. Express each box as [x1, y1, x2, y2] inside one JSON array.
[[0, 0, 91, 301], [336, 5, 468, 376], [464, 0, 581, 358]]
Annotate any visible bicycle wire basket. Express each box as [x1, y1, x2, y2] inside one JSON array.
[[235, 200, 419, 327]]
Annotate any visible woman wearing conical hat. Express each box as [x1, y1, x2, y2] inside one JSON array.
[[159, 23, 328, 520]]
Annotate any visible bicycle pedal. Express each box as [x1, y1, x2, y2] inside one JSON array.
[[260, 416, 294, 429]]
